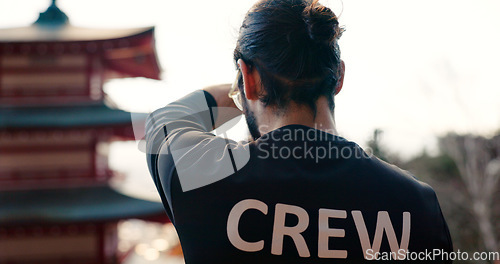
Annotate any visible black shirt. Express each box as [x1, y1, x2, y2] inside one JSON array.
[[146, 91, 453, 263]]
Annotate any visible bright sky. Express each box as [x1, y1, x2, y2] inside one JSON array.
[[2, 0, 500, 198]]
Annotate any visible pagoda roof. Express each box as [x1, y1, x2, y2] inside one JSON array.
[[0, 25, 161, 80], [0, 24, 155, 43], [0, 185, 166, 225], [0, 0, 161, 80], [0, 102, 146, 129]]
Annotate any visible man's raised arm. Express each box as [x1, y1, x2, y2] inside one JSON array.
[[144, 85, 248, 222]]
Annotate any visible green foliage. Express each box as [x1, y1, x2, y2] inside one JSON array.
[[405, 151, 460, 182], [367, 129, 388, 162]]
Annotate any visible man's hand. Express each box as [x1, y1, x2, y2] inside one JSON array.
[[203, 84, 235, 108], [203, 84, 242, 129]]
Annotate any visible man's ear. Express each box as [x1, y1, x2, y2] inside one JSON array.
[[334, 60, 345, 95], [238, 59, 261, 100]]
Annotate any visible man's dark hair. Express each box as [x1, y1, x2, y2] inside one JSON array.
[[234, 0, 344, 114]]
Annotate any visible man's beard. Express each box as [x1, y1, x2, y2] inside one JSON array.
[[242, 98, 261, 141]]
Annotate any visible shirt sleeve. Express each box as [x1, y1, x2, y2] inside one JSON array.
[[145, 90, 250, 223]]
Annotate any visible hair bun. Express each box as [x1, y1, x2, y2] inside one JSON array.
[[302, 0, 341, 44]]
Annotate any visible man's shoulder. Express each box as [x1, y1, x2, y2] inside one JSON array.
[[374, 157, 433, 189], [362, 156, 440, 207]]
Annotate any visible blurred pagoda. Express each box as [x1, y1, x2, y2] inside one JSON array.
[[0, 1, 167, 263]]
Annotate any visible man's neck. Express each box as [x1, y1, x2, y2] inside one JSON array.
[[258, 97, 338, 136]]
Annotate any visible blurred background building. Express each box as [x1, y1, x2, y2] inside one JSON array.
[[0, 1, 179, 263]]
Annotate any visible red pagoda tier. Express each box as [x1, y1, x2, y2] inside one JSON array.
[[0, 1, 167, 263], [0, 1, 160, 106]]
